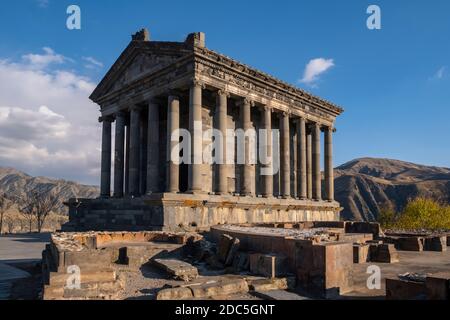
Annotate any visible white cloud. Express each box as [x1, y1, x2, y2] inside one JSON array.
[[22, 47, 69, 69], [434, 66, 446, 79], [0, 105, 69, 140], [0, 49, 101, 185], [299, 58, 335, 86], [82, 56, 104, 69]]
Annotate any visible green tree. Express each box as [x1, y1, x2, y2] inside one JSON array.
[[395, 197, 450, 230], [378, 203, 397, 229]]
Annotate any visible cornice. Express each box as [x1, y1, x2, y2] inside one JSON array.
[[193, 47, 344, 117]]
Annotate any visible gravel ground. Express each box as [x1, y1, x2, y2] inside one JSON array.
[[115, 264, 260, 300]]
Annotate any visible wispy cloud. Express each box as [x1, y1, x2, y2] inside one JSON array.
[[299, 58, 334, 86], [36, 0, 49, 8], [82, 56, 104, 69], [434, 66, 446, 80]]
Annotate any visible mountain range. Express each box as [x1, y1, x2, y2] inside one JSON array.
[[335, 158, 450, 221], [0, 167, 98, 214], [1, 157, 450, 220]]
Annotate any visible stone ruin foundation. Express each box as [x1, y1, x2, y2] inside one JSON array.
[[380, 230, 450, 300], [40, 221, 450, 300], [41, 231, 201, 300]]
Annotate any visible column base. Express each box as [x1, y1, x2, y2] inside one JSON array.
[[240, 193, 255, 197], [186, 190, 206, 195], [215, 192, 230, 196]]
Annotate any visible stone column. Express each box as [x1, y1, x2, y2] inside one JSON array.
[[216, 90, 228, 194], [113, 112, 126, 198], [100, 117, 113, 198], [146, 99, 160, 194], [240, 98, 254, 196], [139, 116, 148, 195], [312, 122, 322, 200], [297, 117, 307, 199], [188, 80, 203, 193], [262, 106, 273, 197], [306, 127, 313, 199], [280, 112, 290, 198], [324, 126, 334, 201], [167, 95, 180, 193], [129, 106, 141, 197], [124, 121, 130, 195]]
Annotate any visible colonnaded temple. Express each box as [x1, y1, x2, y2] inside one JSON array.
[[64, 29, 344, 232]]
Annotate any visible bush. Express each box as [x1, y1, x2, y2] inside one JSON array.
[[378, 204, 397, 229], [381, 197, 450, 230]]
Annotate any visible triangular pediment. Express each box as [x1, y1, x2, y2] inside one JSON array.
[[111, 51, 176, 91], [90, 41, 192, 102]]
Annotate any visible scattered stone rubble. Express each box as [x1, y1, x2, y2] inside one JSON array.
[[41, 231, 201, 300], [40, 222, 450, 300]]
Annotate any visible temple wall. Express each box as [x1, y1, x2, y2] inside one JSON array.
[[64, 195, 341, 232]]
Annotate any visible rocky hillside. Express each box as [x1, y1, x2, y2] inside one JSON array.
[[335, 158, 450, 221], [2, 158, 449, 221], [0, 167, 99, 214]]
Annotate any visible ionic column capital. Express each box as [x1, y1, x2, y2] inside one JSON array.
[[261, 104, 273, 112], [293, 116, 306, 124], [236, 97, 254, 107], [319, 124, 336, 133], [217, 89, 230, 98], [277, 110, 291, 118], [190, 78, 206, 89], [306, 121, 319, 129]]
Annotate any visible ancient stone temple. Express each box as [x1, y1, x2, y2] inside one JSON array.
[[64, 29, 344, 232]]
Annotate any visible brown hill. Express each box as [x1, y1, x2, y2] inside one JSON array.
[[2, 158, 450, 222], [334, 158, 450, 221], [0, 167, 99, 214]]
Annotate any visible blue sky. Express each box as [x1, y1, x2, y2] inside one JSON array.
[[0, 0, 449, 184]]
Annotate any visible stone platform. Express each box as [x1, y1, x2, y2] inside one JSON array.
[[64, 193, 341, 232], [41, 231, 201, 300]]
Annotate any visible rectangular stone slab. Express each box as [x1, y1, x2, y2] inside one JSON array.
[[396, 237, 424, 251], [190, 278, 249, 298], [156, 287, 193, 300], [152, 259, 198, 281]]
